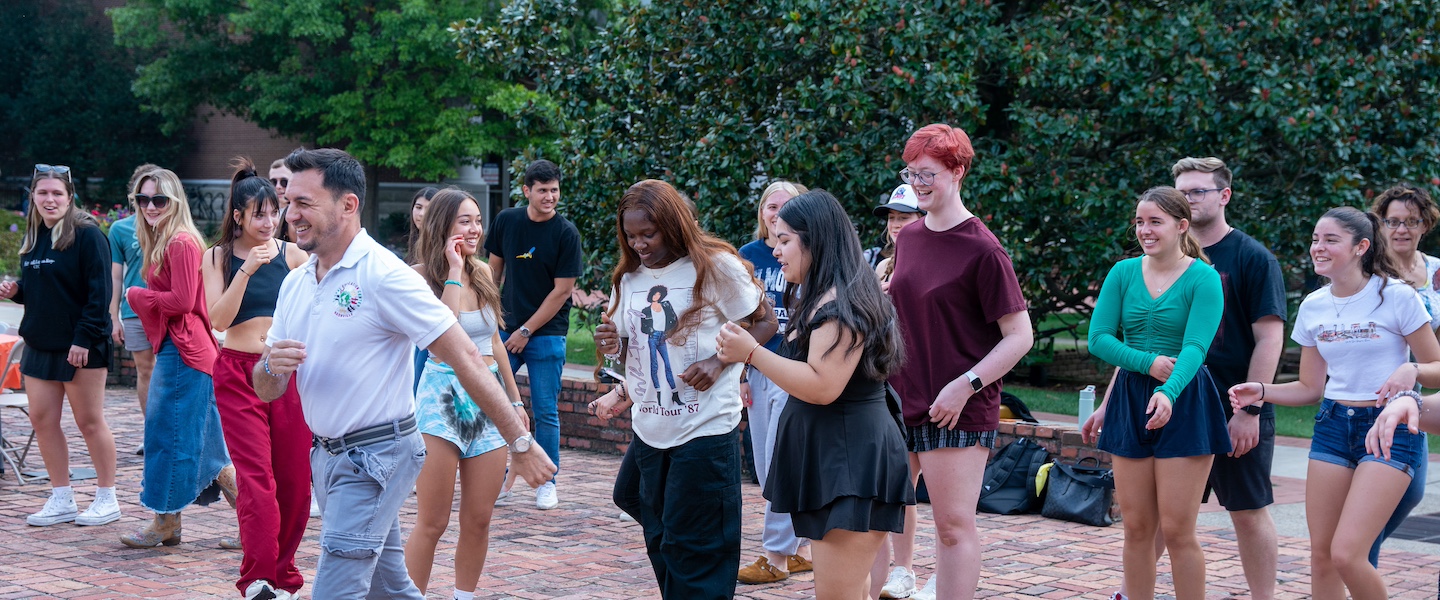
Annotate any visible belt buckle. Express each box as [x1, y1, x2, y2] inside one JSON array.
[[315, 435, 342, 456]]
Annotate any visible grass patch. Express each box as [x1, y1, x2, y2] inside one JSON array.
[[1006, 383, 1440, 453], [567, 311, 598, 366]]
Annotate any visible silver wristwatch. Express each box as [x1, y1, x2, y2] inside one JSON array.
[[509, 433, 534, 453], [518, 325, 533, 338]]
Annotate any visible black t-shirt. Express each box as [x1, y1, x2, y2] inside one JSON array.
[[1205, 229, 1287, 417], [15, 223, 113, 352], [483, 206, 583, 336]]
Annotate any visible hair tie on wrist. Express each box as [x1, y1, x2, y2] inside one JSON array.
[[444, 279, 463, 287], [1259, 382, 1265, 402]]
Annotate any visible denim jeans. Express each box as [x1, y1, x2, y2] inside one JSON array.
[[630, 428, 742, 600], [648, 331, 677, 392], [500, 332, 565, 477], [310, 426, 426, 599], [142, 340, 230, 513], [746, 372, 805, 555]]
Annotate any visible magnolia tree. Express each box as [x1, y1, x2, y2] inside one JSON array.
[[459, 0, 1440, 333]]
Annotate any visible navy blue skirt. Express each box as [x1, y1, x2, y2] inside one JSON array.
[[1097, 367, 1232, 459]]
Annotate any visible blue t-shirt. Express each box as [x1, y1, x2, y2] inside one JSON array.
[[739, 240, 787, 352], [108, 215, 146, 319]]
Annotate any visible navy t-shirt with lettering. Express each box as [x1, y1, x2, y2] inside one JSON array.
[[739, 240, 787, 352]]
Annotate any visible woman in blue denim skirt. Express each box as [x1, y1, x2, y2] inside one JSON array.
[[1231, 206, 1440, 600]]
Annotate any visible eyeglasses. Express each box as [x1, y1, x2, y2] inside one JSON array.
[[33, 164, 72, 179], [1180, 188, 1225, 201], [270, 177, 289, 188], [898, 168, 938, 186], [1383, 218, 1424, 230], [132, 194, 171, 210]]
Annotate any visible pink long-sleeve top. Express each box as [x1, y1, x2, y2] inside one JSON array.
[[127, 233, 219, 375]]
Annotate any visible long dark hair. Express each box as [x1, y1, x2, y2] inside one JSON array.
[[416, 187, 503, 325], [1323, 206, 1404, 304], [406, 186, 440, 262], [779, 190, 904, 380], [607, 179, 759, 346], [213, 157, 281, 288]]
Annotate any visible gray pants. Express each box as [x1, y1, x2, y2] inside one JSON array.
[[747, 371, 807, 555], [310, 427, 426, 600]]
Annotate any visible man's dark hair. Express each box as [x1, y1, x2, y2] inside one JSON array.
[[284, 147, 366, 206], [524, 159, 562, 188]]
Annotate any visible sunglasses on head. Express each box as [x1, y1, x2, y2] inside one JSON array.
[[34, 164, 72, 179], [270, 177, 289, 188], [132, 194, 171, 210]]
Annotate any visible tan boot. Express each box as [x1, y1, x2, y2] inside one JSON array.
[[120, 513, 182, 548], [216, 464, 239, 509]]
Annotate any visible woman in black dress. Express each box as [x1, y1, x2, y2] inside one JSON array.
[[717, 189, 913, 599]]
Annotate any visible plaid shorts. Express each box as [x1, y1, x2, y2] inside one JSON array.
[[905, 422, 997, 453]]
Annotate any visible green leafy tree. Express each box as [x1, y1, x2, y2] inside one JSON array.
[[110, 0, 557, 230], [462, 0, 1440, 336], [0, 0, 183, 203]]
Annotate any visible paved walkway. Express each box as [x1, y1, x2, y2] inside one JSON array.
[[0, 389, 1437, 598]]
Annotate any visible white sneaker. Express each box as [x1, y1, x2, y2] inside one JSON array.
[[27, 494, 78, 526], [244, 580, 279, 600], [75, 495, 121, 526], [879, 566, 916, 598], [309, 497, 321, 519], [910, 575, 937, 600], [535, 482, 558, 510]]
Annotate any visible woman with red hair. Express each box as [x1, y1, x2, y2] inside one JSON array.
[[887, 124, 1033, 599]]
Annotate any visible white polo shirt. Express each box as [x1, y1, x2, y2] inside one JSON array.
[[267, 229, 456, 438]]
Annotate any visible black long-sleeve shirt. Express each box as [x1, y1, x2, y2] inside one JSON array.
[[13, 223, 113, 352]]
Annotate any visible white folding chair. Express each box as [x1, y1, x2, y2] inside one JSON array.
[[0, 339, 34, 484]]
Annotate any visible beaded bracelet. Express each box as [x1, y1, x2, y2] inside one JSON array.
[[444, 279, 463, 287]]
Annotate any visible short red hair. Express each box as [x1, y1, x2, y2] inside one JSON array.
[[902, 123, 975, 180]]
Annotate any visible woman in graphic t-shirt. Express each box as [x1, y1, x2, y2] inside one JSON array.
[[1233, 206, 1440, 600], [589, 179, 777, 599]]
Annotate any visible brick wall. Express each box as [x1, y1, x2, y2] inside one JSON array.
[[108, 345, 137, 388]]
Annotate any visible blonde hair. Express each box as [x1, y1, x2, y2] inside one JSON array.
[[132, 168, 206, 280], [22, 170, 96, 254], [1170, 157, 1232, 190], [753, 181, 809, 241]]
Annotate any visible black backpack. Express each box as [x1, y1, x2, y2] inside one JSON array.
[[976, 438, 1051, 515]]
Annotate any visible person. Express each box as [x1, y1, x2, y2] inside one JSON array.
[[590, 179, 777, 599], [1232, 206, 1440, 600], [734, 180, 814, 585], [1367, 183, 1440, 564], [0, 164, 120, 528], [406, 186, 440, 263], [254, 147, 555, 599], [887, 124, 1033, 600], [867, 182, 926, 599], [122, 167, 239, 548], [1087, 187, 1229, 600], [485, 159, 582, 510], [1084, 157, 1286, 600], [872, 183, 924, 293], [403, 188, 529, 600], [717, 189, 914, 598], [269, 159, 293, 243], [110, 163, 161, 454], [201, 158, 311, 600]]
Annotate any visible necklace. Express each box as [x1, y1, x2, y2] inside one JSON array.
[[1147, 256, 1189, 295], [1330, 285, 1361, 318], [646, 257, 683, 279]]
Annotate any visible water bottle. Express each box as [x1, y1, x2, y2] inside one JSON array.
[[1078, 385, 1096, 426]]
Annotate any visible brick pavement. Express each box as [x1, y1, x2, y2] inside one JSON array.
[[0, 389, 1435, 599]]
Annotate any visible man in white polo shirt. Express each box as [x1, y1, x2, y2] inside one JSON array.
[[255, 148, 556, 599]]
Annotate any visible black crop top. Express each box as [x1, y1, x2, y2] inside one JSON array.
[[228, 241, 291, 326]]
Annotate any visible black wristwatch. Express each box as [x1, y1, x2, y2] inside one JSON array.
[[1242, 403, 1262, 416]]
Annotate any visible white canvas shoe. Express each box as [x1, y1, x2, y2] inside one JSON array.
[[27, 493, 78, 526], [535, 482, 558, 510], [75, 495, 121, 526]]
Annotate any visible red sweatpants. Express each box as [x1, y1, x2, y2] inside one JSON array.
[[214, 348, 312, 594]]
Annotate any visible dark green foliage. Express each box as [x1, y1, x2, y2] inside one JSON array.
[[0, 0, 183, 204], [460, 0, 1440, 331]]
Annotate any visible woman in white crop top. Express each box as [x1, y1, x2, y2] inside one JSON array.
[[1231, 207, 1440, 600], [402, 188, 527, 599]]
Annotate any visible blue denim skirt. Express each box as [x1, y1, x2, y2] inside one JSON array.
[[1097, 367, 1233, 459], [141, 340, 231, 513]]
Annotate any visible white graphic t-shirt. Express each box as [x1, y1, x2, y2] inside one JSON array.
[[616, 253, 762, 449], [1292, 275, 1431, 401]]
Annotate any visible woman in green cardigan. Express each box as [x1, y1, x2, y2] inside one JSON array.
[[1087, 186, 1230, 600]]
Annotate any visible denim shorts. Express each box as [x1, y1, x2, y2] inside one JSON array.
[[1309, 399, 1425, 477]]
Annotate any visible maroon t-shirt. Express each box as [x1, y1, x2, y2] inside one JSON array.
[[889, 217, 1027, 430]]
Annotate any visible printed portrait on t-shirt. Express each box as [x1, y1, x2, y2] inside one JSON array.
[[625, 283, 699, 410]]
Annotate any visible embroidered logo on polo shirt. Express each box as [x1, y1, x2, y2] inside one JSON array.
[[333, 282, 363, 318]]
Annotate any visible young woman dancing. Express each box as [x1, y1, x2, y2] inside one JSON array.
[[1233, 206, 1440, 600], [403, 188, 528, 600], [716, 189, 914, 599]]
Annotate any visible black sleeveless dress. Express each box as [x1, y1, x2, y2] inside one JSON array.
[[763, 315, 916, 539]]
